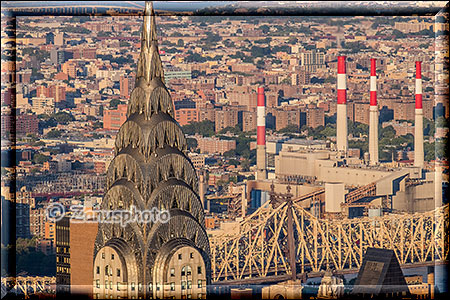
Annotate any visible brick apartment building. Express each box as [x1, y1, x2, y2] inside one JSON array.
[[196, 136, 236, 154], [242, 111, 257, 132], [175, 108, 199, 126], [103, 104, 127, 131], [306, 106, 325, 129], [215, 109, 238, 132]]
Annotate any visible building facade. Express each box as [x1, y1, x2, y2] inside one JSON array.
[[103, 104, 128, 131]]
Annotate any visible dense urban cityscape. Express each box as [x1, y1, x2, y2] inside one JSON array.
[[1, 1, 449, 299]]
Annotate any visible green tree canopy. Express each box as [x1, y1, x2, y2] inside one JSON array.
[[46, 129, 62, 138], [33, 153, 50, 164], [182, 120, 215, 137]]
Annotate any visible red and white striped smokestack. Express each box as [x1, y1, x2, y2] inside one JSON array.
[[257, 87, 266, 147], [369, 58, 379, 165], [370, 59, 377, 106], [336, 56, 348, 154], [256, 86, 267, 180], [414, 61, 424, 167], [415, 61, 423, 109]]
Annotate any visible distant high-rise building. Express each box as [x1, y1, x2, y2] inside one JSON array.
[[92, 3, 210, 299], [242, 111, 257, 132], [300, 51, 325, 72], [215, 109, 238, 132], [54, 31, 64, 46], [119, 74, 129, 98], [46, 32, 55, 44], [16, 114, 39, 135], [56, 216, 98, 296], [306, 105, 325, 129], [394, 20, 433, 33], [275, 109, 304, 131], [50, 49, 73, 65]]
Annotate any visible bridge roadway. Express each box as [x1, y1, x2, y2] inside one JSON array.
[[212, 260, 446, 286]]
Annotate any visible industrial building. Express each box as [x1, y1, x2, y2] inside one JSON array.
[[248, 57, 442, 219]]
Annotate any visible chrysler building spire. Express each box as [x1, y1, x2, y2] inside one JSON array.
[[143, 1, 157, 46], [137, 1, 164, 84]]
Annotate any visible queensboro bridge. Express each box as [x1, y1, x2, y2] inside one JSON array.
[[93, 2, 210, 299]]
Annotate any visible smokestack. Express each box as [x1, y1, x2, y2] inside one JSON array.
[[336, 56, 348, 155], [369, 58, 379, 165], [414, 61, 424, 168], [256, 86, 267, 180]]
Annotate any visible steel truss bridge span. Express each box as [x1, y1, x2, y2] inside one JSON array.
[[210, 201, 448, 282]]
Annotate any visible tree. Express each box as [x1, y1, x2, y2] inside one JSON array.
[[33, 153, 50, 164], [185, 53, 207, 63], [250, 46, 271, 58], [32, 140, 45, 147], [324, 76, 336, 84], [177, 39, 184, 47], [259, 25, 270, 34], [110, 99, 123, 109], [182, 120, 215, 137], [380, 125, 396, 139], [203, 32, 221, 43], [186, 138, 198, 150], [320, 125, 336, 137], [288, 37, 298, 45], [92, 121, 103, 130], [46, 129, 61, 138], [39, 117, 57, 131], [392, 29, 406, 39], [53, 112, 74, 124], [16, 237, 56, 276], [424, 142, 435, 161]]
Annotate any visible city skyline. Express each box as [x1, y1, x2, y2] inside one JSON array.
[[1, 1, 449, 299]]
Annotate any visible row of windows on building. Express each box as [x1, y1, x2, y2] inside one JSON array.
[[100, 251, 200, 263], [57, 266, 70, 273], [57, 256, 70, 263], [56, 240, 70, 247], [56, 246, 69, 253], [97, 265, 202, 277], [170, 280, 204, 290], [93, 293, 204, 299], [95, 280, 205, 291]]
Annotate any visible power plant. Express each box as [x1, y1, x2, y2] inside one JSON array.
[[247, 56, 441, 219]]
